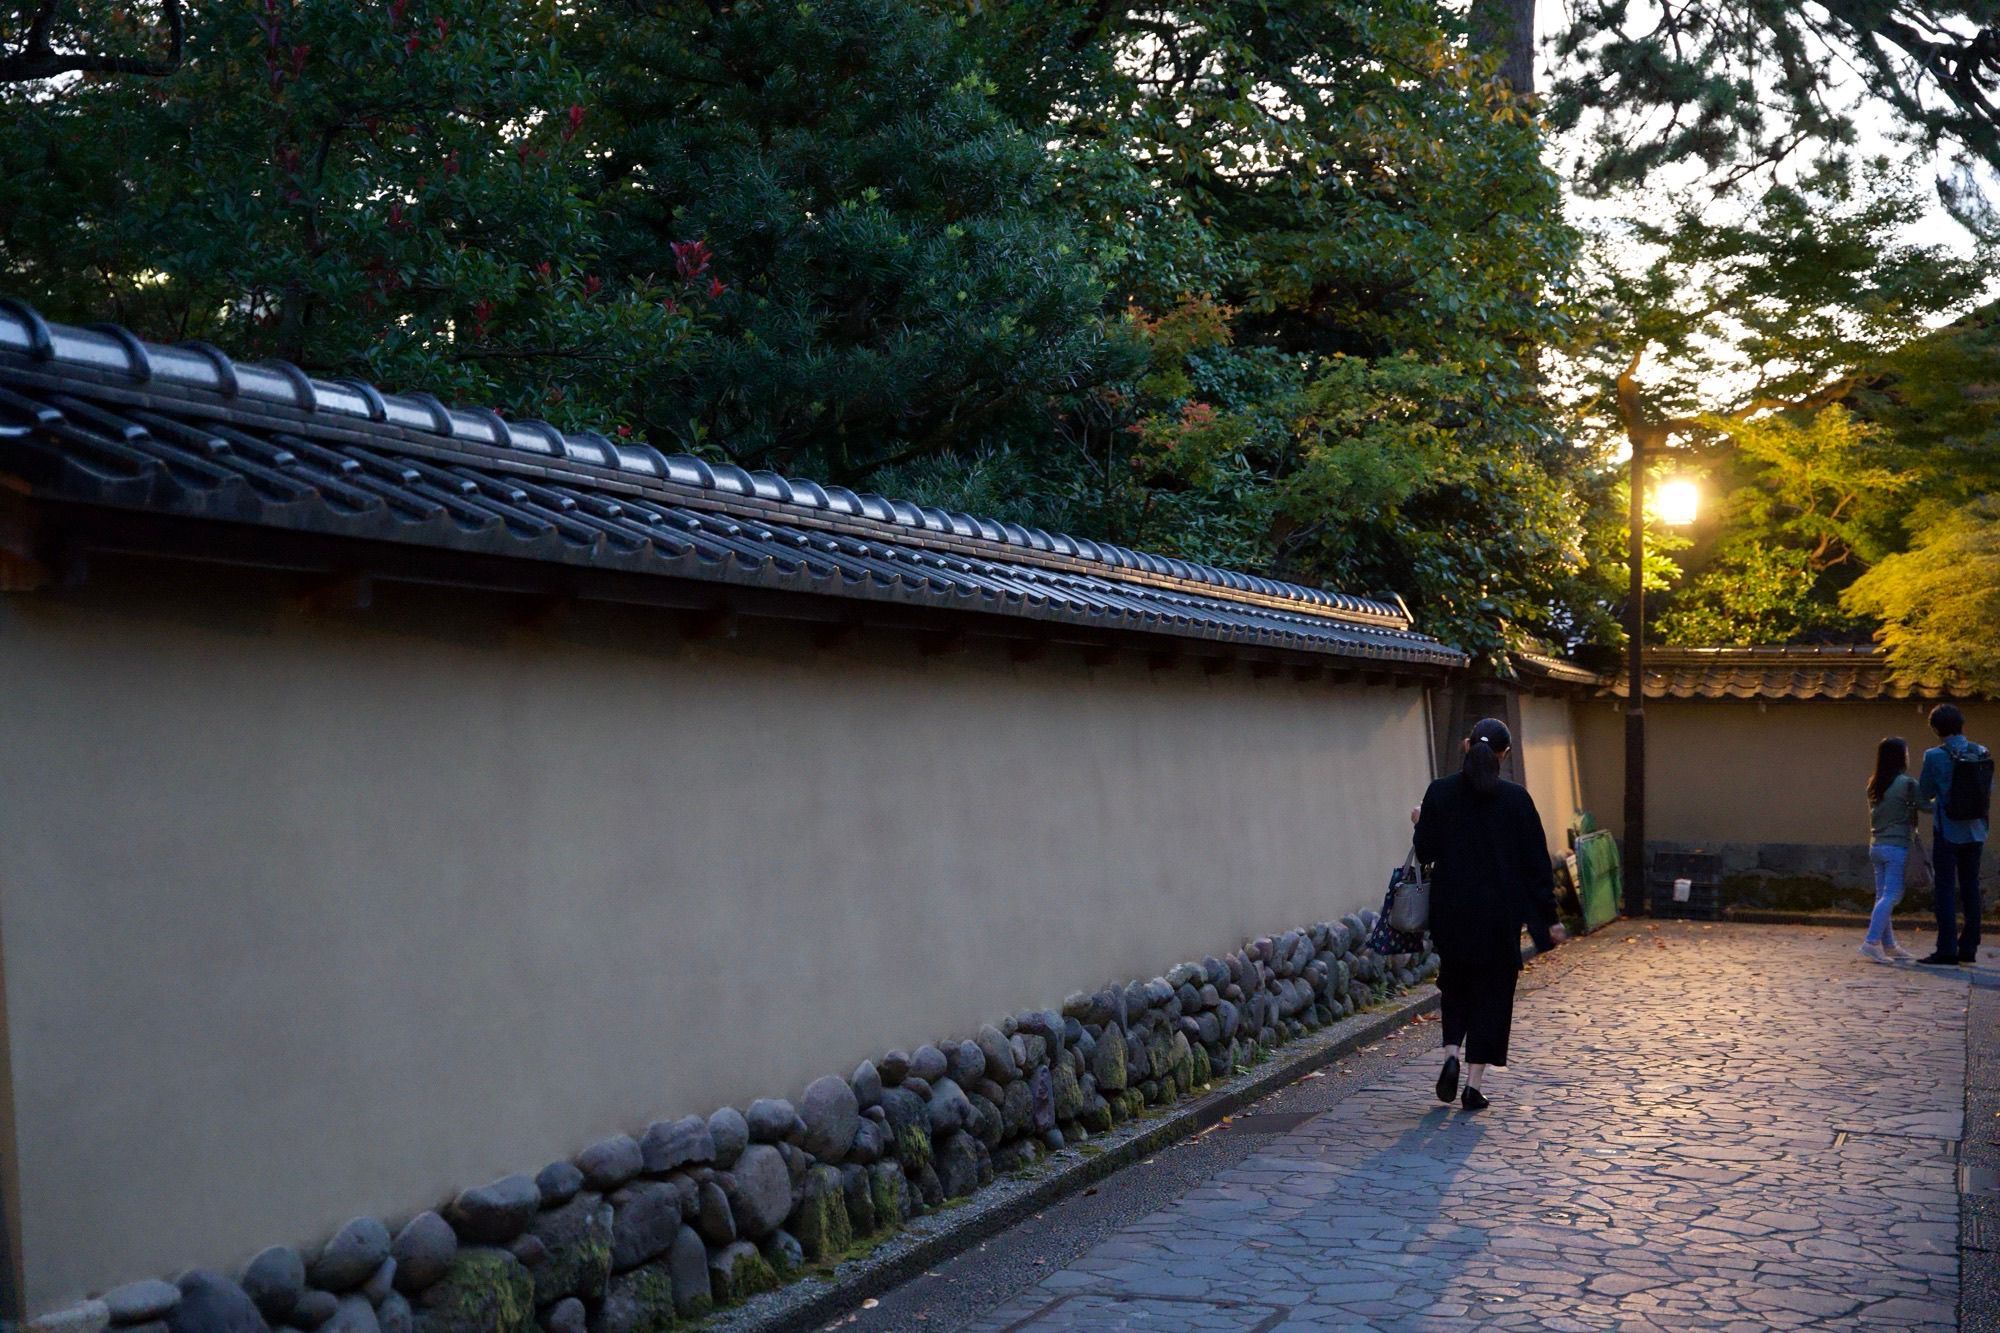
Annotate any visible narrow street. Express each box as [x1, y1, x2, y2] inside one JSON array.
[[854, 925, 1987, 1331]]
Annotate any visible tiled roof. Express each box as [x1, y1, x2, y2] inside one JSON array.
[[1510, 649, 1605, 689], [0, 301, 1461, 668], [1604, 645, 1960, 701]]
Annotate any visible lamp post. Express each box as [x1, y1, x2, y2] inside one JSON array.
[[1624, 467, 1698, 917]]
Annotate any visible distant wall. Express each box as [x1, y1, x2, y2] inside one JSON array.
[[1574, 695, 2000, 886], [0, 562, 1435, 1313], [1517, 695, 1583, 854]]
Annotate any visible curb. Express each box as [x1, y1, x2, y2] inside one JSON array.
[[710, 983, 1445, 1332]]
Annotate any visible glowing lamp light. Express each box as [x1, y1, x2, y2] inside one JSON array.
[[1656, 477, 1699, 527]]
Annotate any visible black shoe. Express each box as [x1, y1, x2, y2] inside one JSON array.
[[1435, 1056, 1459, 1103], [1461, 1087, 1489, 1112], [1918, 951, 1961, 965]]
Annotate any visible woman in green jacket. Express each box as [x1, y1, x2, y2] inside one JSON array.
[[1862, 736, 1920, 964]]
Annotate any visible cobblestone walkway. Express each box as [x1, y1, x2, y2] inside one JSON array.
[[968, 925, 1970, 1331]]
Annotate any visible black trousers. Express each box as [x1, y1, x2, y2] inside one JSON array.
[[1439, 956, 1519, 1066], [1935, 837, 1984, 959]]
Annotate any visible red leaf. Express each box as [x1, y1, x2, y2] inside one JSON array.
[[670, 239, 711, 280]]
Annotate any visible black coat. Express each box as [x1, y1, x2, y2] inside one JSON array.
[[1412, 772, 1560, 969]]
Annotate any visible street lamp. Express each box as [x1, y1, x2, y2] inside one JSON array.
[[1624, 467, 1697, 917], [1656, 476, 1699, 527]]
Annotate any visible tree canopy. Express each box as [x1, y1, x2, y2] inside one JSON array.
[[5, 0, 2000, 672]]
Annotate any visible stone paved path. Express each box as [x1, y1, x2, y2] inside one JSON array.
[[964, 925, 1971, 1331]]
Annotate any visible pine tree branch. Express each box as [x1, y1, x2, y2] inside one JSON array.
[[0, 0, 185, 83]]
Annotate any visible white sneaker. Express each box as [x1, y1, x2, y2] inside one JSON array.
[[1858, 942, 1892, 964], [1887, 944, 1917, 962]]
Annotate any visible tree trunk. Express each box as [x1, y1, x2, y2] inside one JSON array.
[[1469, 0, 1535, 93]]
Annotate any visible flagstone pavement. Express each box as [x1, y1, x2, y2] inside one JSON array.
[[959, 924, 1975, 1331]]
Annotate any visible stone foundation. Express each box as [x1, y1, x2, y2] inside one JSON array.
[[1648, 840, 1962, 915], [25, 911, 1434, 1333]]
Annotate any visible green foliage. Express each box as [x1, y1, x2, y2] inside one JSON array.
[[584, 0, 1113, 474], [1838, 303, 2000, 681], [1657, 543, 1849, 646], [1855, 300, 2000, 493], [1, 0, 1593, 658], [940, 0, 1584, 659], [1560, 153, 1989, 651], [1845, 497, 2000, 692], [1654, 406, 1908, 646], [1574, 159, 1984, 435], [1273, 354, 1585, 659], [1708, 407, 1909, 570], [0, 0, 684, 432]]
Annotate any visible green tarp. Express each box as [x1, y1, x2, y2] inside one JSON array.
[[1571, 829, 1622, 933]]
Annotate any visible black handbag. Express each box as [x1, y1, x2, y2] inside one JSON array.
[[1367, 849, 1429, 955]]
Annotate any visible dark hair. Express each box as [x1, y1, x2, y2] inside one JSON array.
[[1930, 703, 1965, 737], [1868, 736, 1908, 805], [1462, 717, 1512, 797]]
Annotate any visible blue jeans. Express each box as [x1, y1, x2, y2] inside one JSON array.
[[1867, 844, 1907, 947], [1935, 837, 1985, 959]]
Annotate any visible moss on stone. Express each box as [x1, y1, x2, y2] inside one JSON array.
[[791, 1167, 853, 1261], [413, 1247, 535, 1333], [526, 1195, 613, 1308], [711, 1247, 780, 1306], [868, 1167, 908, 1229], [1092, 1025, 1129, 1092], [735, 1251, 780, 1301], [891, 1120, 933, 1174], [1051, 1063, 1085, 1122], [600, 1265, 679, 1333], [809, 1229, 895, 1279]]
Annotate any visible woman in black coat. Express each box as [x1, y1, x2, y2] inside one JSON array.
[[1412, 717, 1564, 1111]]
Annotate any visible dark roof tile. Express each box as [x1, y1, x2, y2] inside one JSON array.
[[0, 302, 1462, 669], [1601, 645, 1963, 701]]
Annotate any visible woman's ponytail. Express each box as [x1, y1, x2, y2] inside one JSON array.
[[1461, 717, 1512, 797], [1462, 737, 1501, 796]]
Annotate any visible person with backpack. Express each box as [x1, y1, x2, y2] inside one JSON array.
[[1916, 703, 1992, 966]]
